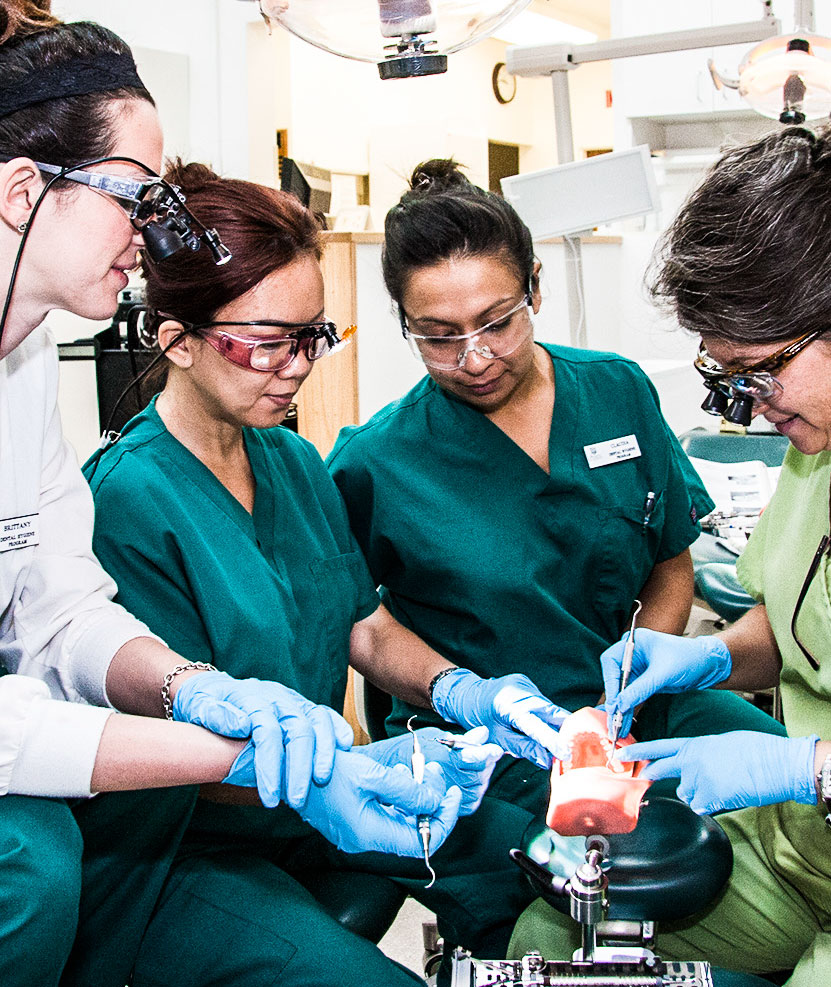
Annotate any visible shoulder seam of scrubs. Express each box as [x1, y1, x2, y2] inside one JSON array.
[[539, 342, 642, 370], [327, 379, 438, 464], [84, 429, 166, 492]]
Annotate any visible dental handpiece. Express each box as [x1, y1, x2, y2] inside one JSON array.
[[407, 716, 436, 889], [608, 599, 643, 751]]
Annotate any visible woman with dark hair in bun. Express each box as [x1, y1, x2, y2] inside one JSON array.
[[86, 159, 583, 983], [326, 159, 786, 821], [0, 5, 459, 986]]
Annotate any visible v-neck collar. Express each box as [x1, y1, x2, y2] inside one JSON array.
[[435, 344, 580, 493], [143, 398, 260, 542]]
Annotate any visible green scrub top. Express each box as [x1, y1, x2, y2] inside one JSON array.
[[327, 344, 713, 734], [737, 445, 831, 742], [83, 397, 379, 711]]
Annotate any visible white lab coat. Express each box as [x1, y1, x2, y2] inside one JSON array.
[[0, 325, 155, 797]]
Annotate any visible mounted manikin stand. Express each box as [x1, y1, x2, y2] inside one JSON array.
[[449, 796, 733, 987]]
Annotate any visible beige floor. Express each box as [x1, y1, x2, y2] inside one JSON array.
[[378, 897, 436, 977]]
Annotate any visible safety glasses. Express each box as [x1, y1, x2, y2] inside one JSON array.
[[189, 319, 355, 373], [694, 329, 824, 425], [399, 294, 533, 371], [30, 158, 231, 266], [35, 161, 179, 229]]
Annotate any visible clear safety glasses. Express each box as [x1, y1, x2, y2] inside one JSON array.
[[31, 158, 232, 266], [399, 294, 533, 371], [186, 319, 356, 373], [36, 161, 179, 229], [693, 328, 824, 426]]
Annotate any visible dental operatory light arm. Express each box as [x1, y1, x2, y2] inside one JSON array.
[[503, 4, 780, 348], [505, 6, 780, 77]]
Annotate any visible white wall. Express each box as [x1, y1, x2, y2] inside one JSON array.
[[248, 22, 613, 223]]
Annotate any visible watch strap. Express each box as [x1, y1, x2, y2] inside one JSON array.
[[818, 752, 831, 828]]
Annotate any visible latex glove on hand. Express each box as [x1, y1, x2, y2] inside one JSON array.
[[431, 669, 567, 769], [299, 748, 463, 855], [616, 731, 819, 815], [360, 726, 504, 815], [173, 671, 353, 809], [602, 630, 732, 739]]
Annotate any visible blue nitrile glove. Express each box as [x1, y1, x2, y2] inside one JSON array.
[[299, 748, 463, 855], [602, 630, 732, 738], [172, 671, 353, 810], [360, 726, 504, 815], [616, 731, 819, 815], [221, 740, 257, 789], [431, 669, 567, 769]]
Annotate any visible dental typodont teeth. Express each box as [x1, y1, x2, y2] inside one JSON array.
[[547, 707, 652, 836]]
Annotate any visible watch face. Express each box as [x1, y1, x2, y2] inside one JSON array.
[[821, 754, 831, 794], [492, 62, 517, 104]]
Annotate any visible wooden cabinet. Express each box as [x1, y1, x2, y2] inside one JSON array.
[[294, 233, 361, 457]]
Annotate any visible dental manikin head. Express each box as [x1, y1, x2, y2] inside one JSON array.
[[547, 707, 651, 837]]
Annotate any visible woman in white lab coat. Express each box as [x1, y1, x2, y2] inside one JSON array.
[[0, 5, 452, 985]]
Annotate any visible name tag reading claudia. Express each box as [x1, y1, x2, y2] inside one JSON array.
[[584, 434, 642, 469], [0, 514, 40, 553]]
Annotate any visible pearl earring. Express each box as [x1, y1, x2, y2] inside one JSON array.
[[17, 221, 27, 234]]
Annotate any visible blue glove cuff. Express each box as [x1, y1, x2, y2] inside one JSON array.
[[794, 735, 821, 805], [430, 667, 476, 722], [701, 637, 732, 688]]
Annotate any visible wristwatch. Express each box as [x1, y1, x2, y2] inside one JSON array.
[[818, 752, 831, 828]]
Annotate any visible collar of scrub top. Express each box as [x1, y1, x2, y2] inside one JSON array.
[[791, 476, 831, 672]]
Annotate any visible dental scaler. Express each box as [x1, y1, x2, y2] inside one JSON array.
[[407, 716, 436, 889]]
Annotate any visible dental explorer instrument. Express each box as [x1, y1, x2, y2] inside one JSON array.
[[407, 715, 436, 889], [436, 736, 479, 750], [608, 599, 643, 754]]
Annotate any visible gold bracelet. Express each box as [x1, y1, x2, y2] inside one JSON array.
[[161, 662, 217, 720]]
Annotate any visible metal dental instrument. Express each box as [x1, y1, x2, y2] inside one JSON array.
[[608, 599, 643, 757], [436, 736, 478, 750], [407, 715, 436, 889]]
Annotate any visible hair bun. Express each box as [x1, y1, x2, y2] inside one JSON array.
[[408, 158, 471, 194], [162, 158, 220, 194], [0, 0, 60, 44]]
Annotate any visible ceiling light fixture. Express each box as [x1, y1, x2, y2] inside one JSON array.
[[253, 0, 533, 79], [709, 1, 831, 125]]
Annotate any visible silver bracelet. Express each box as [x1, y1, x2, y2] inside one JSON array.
[[161, 662, 217, 720]]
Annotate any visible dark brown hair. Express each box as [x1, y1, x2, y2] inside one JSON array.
[[383, 159, 537, 308], [142, 159, 323, 326], [0, 3, 153, 169]]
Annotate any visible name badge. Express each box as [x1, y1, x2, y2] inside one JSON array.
[[0, 514, 40, 553], [583, 434, 642, 469]]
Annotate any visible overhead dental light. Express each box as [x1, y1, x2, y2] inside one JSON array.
[[254, 0, 532, 79], [708, 0, 831, 124]]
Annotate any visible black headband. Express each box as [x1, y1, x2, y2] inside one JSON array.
[[0, 51, 146, 119]]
